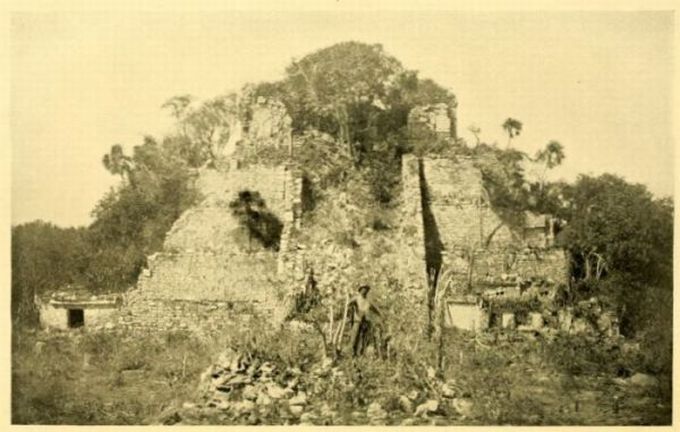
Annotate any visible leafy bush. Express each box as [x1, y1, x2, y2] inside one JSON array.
[[543, 334, 625, 376], [229, 190, 283, 251]]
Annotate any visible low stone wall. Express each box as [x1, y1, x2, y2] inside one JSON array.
[[445, 302, 488, 331], [117, 297, 282, 335], [137, 251, 280, 302], [471, 248, 569, 284]]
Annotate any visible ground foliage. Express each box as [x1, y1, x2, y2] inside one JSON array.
[[12, 325, 671, 425]]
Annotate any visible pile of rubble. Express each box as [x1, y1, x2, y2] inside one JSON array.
[[166, 348, 316, 425], [155, 348, 476, 426]]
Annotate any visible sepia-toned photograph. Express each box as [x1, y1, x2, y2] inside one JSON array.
[[8, 6, 674, 426]]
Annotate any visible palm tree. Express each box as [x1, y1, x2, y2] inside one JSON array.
[[536, 140, 565, 169], [467, 124, 481, 146], [502, 118, 523, 148], [534, 140, 566, 196], [102, 144, 133, 184]]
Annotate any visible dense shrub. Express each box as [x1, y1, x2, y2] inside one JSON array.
[[229, 190, 283, 251]]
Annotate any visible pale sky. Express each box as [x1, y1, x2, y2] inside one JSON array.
[[10, 11, 675, 227]]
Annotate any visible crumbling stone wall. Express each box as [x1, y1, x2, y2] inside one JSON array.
[[277, 168, 305, 277], [118, 295, 278, 334], [407, 103, 457, 139], [245, 97, 293, 151], [120, 156, 302, 332], [469, 248, 569, 285], [399, 153, 569, 305], [397, 155, 430, 332], [136, 251, 279, 301], [421, 156, 515, 253], [163, 165, 289, 252]]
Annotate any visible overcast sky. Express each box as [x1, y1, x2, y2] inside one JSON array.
[[10, 11, 674, 227]]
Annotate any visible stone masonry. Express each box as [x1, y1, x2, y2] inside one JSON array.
[[117, 97, 568, 335], [398, 106, 569, 309], [397, 155, 430, 332], [121, 151, 303, 333]]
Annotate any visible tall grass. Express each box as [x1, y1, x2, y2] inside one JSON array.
[[12, 328, 227, 424]]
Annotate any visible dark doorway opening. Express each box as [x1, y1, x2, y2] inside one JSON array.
[[68, 309, 84, 328]]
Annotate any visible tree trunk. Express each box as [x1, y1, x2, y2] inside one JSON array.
[[331, 293, 350, 359], [466, 252, 475, 292], [584, 253, 593, 280], [433, 278, 450, 375]]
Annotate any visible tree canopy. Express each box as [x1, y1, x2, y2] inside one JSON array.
[[557, 174, 672, 286]]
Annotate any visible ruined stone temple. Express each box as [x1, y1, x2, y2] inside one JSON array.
[[114, 96, 568, 334]]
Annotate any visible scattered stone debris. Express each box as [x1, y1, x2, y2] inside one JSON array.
[[399, 395, 414, 414], [414, 399, 439, 417], [162, 348, 320, 425], [366, 402, 388, 425], [629, 373, 659, 388], [451, 397, 474, 418]]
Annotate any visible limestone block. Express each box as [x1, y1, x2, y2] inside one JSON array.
[[501, 313, 516, 329], [529, 312, 544, 329]]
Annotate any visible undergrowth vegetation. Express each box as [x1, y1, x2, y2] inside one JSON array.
[[12, 323, 671, 425]]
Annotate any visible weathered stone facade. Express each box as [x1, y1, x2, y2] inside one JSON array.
[[407, 103, 457, 139], [246, 97, 293, 151], [397, 155, 430, 332], [37, 291, 122, 330], [114, 97, 568, 335], [397, 149, 570, 334], [119, 154, 303, 333]]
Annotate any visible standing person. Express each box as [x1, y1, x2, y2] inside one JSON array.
[[348, 285, 382, 357]]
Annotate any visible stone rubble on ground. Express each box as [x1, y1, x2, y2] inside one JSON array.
[[366, 402, 388, 425], [629, 373, 659, 388], [414, 399, 439, 417], [451, 397, 474, 417], [169, 348, 316, 424], [160, 347, 485, 425], [399, 395, 414, 414]]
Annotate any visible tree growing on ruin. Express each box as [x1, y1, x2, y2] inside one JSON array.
[[88, 135, 200, 291], [102, 144, 134, 185], [229, 190, 283, 251], [534, 140, 565, 185], [162, 93, 242, 167], [468, 123, 482, 146], [502, 117, 523, 148], [282, 42, 403, 157]]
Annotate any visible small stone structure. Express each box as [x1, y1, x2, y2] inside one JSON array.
[[523, 212, 558, 248], [37, 290, 122, 330], [444, 298, 488, 332], [398, 154, 570, 293], [407, 103, 457, 140]]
